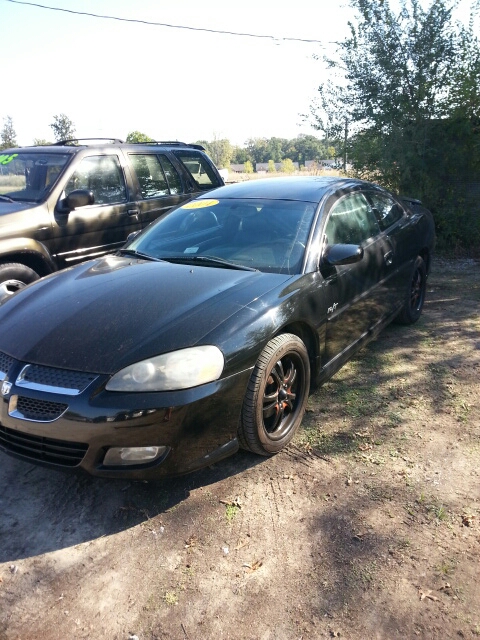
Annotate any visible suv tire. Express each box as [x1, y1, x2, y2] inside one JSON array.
[[0, 263, 40, 295]]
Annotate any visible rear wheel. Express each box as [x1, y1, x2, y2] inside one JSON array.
[[396, 256, 427, 325], [239, 333, 310, 456], [0, 263, 40, 296]]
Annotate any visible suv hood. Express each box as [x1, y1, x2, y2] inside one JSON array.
[[0, 256, 291, 374], [0, 201, 38, 216]]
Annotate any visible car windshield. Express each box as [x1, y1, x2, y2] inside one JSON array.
[[127, 197, 317, 274], [0, 151, 71, 202]]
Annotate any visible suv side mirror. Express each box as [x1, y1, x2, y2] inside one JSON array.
[[59, 189, 95, 212]]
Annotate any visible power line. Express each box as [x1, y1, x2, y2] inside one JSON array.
[[4, 0, 326, 44]]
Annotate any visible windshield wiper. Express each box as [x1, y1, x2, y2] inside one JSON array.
[[117, 248, 161, 262], [160, 255, 259, 271], [0, 195, 14, 202]]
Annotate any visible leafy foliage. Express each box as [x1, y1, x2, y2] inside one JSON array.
[[126, 131, 154, 143], [0, 116, 17, 150], [50, 114, 76, 142], [197, 137, 234, 169], [308, 0, 480, 254]]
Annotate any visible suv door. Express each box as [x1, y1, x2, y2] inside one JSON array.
[[51, 154, 139, 268], [128, 153, 187, 228], [319, 191, 392, 362]]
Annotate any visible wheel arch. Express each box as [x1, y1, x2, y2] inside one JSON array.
[[273, 321, 320, 382], [0, 238, 56, 278], [418, 247, 431, 275]]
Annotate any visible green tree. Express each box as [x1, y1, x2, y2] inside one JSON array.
[[0, 116, 17, 150], [201, 137, 233, 168], [231, 146, 251, 164], [126, 131, 154, 143], [244, 160, 254, 174], [280, 158, 295, 173], [308, 0, 480, 252], [267, 159, 276, 172], [50, 114, 76, 142], [33, 138, 52, 146], [245, 138, 269, 164]]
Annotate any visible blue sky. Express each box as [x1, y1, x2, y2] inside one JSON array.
[[1, 0, 476, 146]]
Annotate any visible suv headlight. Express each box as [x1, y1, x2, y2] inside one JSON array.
[[106, 345, 224, 392]]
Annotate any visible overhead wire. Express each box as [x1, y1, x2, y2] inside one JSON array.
[[4, 0, 326, 45]]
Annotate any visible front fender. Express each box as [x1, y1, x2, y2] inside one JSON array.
[[0, 237, 56, 274]]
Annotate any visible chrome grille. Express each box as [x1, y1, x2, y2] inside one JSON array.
[[13, 396, 68, 422], [0, 425, 87, 467], [0, 351, 14, 379], [16, 364, 98, 395]]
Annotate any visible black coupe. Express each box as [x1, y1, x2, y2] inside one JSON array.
[[0, 177, 434, 478]]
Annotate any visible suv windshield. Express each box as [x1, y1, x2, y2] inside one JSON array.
[[0, 151, 71, 202]]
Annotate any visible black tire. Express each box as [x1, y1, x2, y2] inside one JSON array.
[[239, 333, 310, 456], [395, 256, 427, 325], [0, 263, 40, 296]]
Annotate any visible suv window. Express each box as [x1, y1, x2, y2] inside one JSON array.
[[325, 193, 380, 245], [0, 152, 70, 202], [368, 192, 404, 230], [129, 153, 183, 198], [158, 155, 182, 194], [64, 155, 127, 205], [173, 150, 219, 190]]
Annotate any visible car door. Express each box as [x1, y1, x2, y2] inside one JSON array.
[[319, 191, 394, 363], [128, 153, 188, 228], [51, 153, 139, 268], [366, 190, 413, 309]]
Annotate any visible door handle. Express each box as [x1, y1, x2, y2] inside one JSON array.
[[383, 250, 393, 266], [127, 208, 139, 218]]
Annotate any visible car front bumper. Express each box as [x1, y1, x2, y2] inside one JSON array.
[[0, 363, 252, 479]]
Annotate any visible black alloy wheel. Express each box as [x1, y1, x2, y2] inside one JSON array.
[[239, 333, 310, 455]]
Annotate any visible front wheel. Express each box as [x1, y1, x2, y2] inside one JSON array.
[[0, 263, 40, 296], [238, 333, 310, 456], [395, 256, 427, 325]]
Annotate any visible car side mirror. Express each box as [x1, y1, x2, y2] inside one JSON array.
[[323, 244, 364, 266], [58, 189, 95, 213], [125, 230, 141, 245]]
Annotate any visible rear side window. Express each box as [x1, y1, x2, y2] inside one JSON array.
[[368, 192, 404, 230], [173, 151, 220, 190], [158, 155, 182, 194], [129, 154, 169, 198]]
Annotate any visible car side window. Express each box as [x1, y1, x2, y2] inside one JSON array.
[[368, 192, 405, 230], [158, 155, 182, 194], [129, 154, 170, 199], [325, 193, 380, 245], [173, 150, 220, 190], [64, 155, 127, 205]]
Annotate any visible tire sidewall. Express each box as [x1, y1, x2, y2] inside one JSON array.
[[406, 256, 426, 323], [252, 335, 310, 453], [0, 263, 40, 295]]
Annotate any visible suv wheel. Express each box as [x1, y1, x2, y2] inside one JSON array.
[[0, 263, 40, 296]]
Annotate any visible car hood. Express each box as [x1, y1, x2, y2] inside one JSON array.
[[0, 200, 37, 217], [0, 256, 291, 374]]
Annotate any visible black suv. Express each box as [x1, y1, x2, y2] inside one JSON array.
[[0, 139, 224, 294]]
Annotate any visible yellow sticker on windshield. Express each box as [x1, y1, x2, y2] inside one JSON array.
[[182, 199, 219, 210]]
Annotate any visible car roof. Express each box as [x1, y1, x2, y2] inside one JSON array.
[[202, 176, 373, 203], [2, 140, 206, 154]]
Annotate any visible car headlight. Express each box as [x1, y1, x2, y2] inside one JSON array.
[[105, 345, 224, 392]]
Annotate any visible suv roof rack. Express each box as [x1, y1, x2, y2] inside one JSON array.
[[132, 141, 205, 151], [53, 138, 124, 146]]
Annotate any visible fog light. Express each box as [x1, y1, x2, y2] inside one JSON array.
[[103, 446, 168, 466]]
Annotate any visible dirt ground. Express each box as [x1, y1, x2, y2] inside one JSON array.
[[1, 257, 479, 640]]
